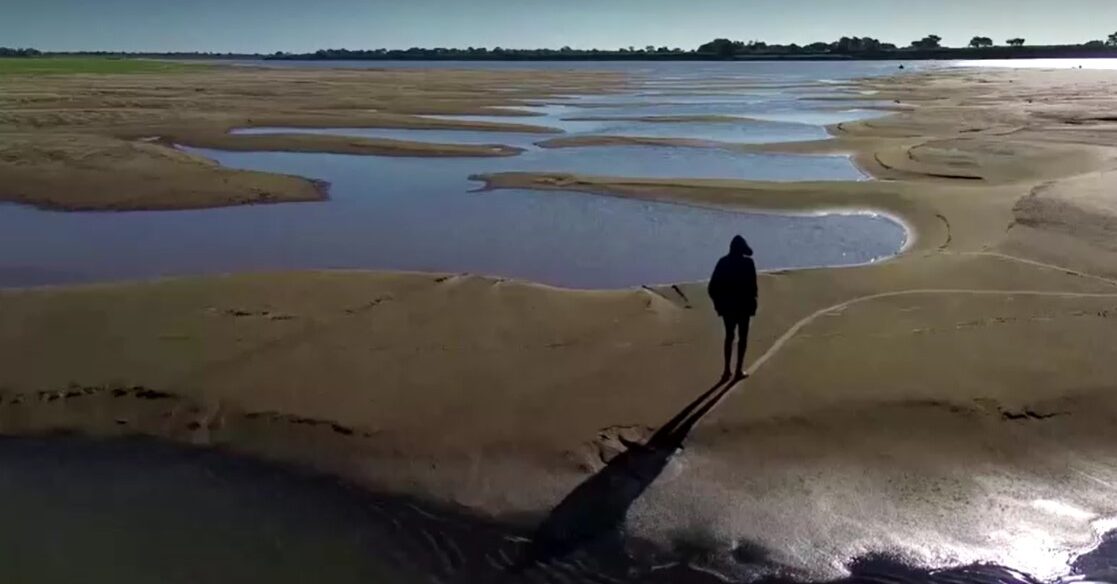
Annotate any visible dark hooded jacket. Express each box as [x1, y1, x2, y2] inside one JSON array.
[[707, 236, 758, 318]]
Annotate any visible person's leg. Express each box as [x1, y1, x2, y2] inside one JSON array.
[[735, 317, 751, 378], [722, 316, 736, 380]]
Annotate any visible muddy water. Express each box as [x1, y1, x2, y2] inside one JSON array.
[[6, 59, 1088, 584], [0, 437, 1111, 584], [0, 144, 905, 288], [0, 61, 910, 288]]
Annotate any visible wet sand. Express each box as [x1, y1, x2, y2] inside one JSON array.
[[4, 66, 1117, 579], [0, 66, 614, 210]]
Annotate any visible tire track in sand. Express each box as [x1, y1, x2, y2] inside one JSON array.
[[746, 287, 1117, 378]]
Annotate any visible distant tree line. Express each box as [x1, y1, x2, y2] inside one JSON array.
[[6, 32, 1117, 62], [268, 46, 690, 61], [691, 33, 1117, 58], [695, 37, 899, 57], [0, 47, 42, 57], [67, 51, 259, 59], [0, 49, 259, 60], [269, 33, 1117, 61]]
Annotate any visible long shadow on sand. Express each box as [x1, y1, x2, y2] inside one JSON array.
[[515, 376, 743, 571]]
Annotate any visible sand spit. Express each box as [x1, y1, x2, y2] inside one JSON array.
[[5, 67, 1117, 579], [0, 66, 619, 210]]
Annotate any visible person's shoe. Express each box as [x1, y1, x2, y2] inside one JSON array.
[[719, 370, 732, 384], [733, 370, 749, 382], [619, 436, 645, 450]]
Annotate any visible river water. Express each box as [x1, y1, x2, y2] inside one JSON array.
[[0, 436, 1112, 584], [7, 60, 1111, 584], [0, 60, 911, 288]]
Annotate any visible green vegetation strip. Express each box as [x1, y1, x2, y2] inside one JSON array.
[[0, 57, 208, 75]]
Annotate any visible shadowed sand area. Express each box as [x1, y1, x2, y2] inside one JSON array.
[[5, 65, 1117, 581]]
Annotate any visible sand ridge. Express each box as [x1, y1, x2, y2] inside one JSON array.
[[0, 65, 621, 210], [4, 66, 1117, 577]]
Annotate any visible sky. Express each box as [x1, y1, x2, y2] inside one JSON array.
[[3, 0, 1115, 53]]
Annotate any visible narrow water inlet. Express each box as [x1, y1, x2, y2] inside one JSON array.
[[3, 59, 1114, 584], [0, 66, 899, 288], [230, 113, 835, 146], [0, 141, 902, 289]]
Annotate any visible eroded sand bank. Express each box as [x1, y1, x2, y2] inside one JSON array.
[[0, 66, 615, 210], [4, 67, 1117, 578]]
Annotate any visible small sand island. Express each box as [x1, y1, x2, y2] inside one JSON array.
[[4, 54, 1117, 582], [0, 63, 604, 210]]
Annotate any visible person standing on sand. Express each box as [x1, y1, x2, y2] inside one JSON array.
[[708, 235, 758, 382]]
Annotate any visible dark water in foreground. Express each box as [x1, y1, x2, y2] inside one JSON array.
[[0, 437, 1112, 584]]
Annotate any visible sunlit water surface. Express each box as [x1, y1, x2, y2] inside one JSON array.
[[6, 58, 1111, 584], [0, 61, 912, 288]]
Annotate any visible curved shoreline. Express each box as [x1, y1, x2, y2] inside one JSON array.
[[168, 132, 527, 158], [0, 205, 910, 294], [0, 66, 623, 211], [469, 171, 936, 255], [7, 66, 1117, 580]]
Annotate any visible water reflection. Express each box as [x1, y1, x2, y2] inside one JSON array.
[[0, 59, 907, 289], [0, 145, 899, 289], [233, 126, 548, 149], [0, 436, 1112, 584], [234, 117, 831, 146], [425, 97, 880, 136]]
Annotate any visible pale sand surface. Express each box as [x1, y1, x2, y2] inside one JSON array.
[[4, 67, 1117, 577], [0, 67, 615, 210]]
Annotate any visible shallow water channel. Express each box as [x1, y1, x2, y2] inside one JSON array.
[[3, 59, 1114, 584], [0, 111, 905, 288]]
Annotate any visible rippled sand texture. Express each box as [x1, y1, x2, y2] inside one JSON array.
[[0, 66, 619, 209], [5, 65, 1117, 582], [0, 63, 901, 288]]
